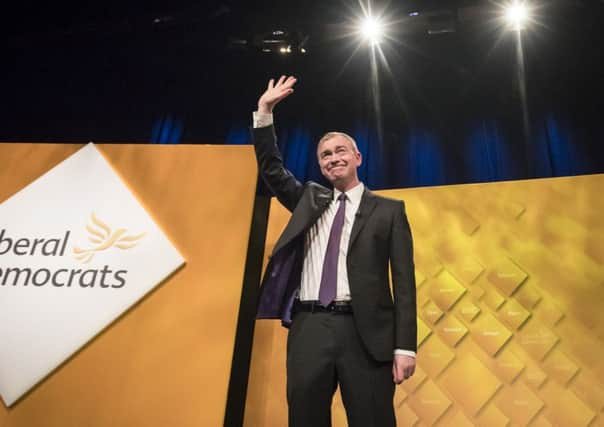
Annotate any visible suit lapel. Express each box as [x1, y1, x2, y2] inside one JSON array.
[[272, 189, 332, 254], [348, 189, 377, 251], [308, 191, 333, 227]]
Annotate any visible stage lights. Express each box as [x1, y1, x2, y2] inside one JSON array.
[[504, 2, 530, 31], [246, 29, 308, 55], [360, 16, 385, 45]]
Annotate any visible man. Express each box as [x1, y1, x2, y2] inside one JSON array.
[[253, 75, 417, 427]]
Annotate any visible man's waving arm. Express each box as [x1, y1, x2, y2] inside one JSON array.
[[252, 76, 303, 212]]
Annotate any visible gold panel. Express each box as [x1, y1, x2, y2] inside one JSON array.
[[448, 409, 475, 427], [531, 415, 553, 427], [541, 350, 579, 386], [436, 314, 468, 348], [516, 321, 559, 361], [476, 403, 509, 427], [415, 269, 427, 288], [0, 143, 257, 427], [471, 312, 513, 356], [571, 372, 604, 412], [523, 363, 548, 390], [414, 248, 444, 278], [534, 298, 565, 327], [469, 284, 486, 300], [540, 381, 596, 426], [396, 403, 419, 426], [486, 258, 528, 296], [394, 385, 408, 407], [456, 300, 481, 322], [401, 366, 427, 394], [429, 269, 467, 312], [493, 349, 525, 383], [407, 379, 452, 425], [495, 381, 544, 426], [419, 334, 455, 377], [441, 353, 501, 415], [498, 298, 531, 330], [422, 300, 444, 325], [445, 256, 484, 285], [417, 316, 432, 347], [482, 286, 506, 311], [244, 174, 604, 427], [503, 201, 526, 219], [514, 283, 542, 310]]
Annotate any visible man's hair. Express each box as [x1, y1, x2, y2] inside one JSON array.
[[318, 132, 360, 154]]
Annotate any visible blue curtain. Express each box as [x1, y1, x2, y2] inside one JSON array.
[[533, 114, 589, 177], [465, 119, 514, 183], [221, 113, 598, 190], [151, 115, 184, 144]]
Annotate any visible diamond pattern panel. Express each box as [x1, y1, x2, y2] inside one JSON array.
[[541, 349, 579, 386], [570, 372, 604, 412], [407, 379, 452, 425], [422, 300, 444, 325], [514, 283, 542, 310], [419, 334, 455, 378], [482, 286, 506, 311], [476, 403, 509, 427], [471, 312, 513, 356], [456, 300, 481, 322], [436, 314, 468, 347], [245, 174, 604, 427], [446, 256, 484, 285], [417, 316, 432, 347], [540, 381, 596, 426], [441, 353, 501, 415], [429, 269, 467, 312], [495, 381, 544, 426], [498, 298, 531, 330], [517, 321, 559, 361], [401, 365, 427, 394], [487, 258, 528, 296], [493, 349, 525, 383]]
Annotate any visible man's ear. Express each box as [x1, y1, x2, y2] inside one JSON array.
[[356, 151, 363, 167]]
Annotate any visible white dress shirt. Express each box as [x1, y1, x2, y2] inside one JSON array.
[[299, 183, 363, 301], [253, 111, 415, 358]]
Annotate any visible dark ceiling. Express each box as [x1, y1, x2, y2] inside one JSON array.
[[2, 0, 603, 143]]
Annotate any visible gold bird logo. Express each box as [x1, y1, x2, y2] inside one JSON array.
[[73, 213, 146, 263]]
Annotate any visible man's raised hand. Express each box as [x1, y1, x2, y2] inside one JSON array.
[[258, 76, 297, 114]]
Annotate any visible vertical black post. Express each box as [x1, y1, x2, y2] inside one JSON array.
[[224, 192, 271, 427]]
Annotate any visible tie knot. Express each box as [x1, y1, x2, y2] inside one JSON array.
[[338, 193, 347, 202]]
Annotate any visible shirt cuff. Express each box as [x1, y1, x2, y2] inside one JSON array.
[[253, 111, 274, 128], [394, 349, 416, 358]]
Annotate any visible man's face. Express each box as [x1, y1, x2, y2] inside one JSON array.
[[317, 135, 362, 186]]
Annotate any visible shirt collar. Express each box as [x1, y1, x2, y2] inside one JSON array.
[[334, 182, 364, 205]]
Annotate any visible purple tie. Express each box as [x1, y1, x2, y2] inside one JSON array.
[[319, 193, 347, 306]]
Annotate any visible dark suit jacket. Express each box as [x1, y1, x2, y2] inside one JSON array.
[[253, 125, 417, 362]]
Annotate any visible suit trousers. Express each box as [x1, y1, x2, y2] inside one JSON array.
[[286, 310, 396, 427]]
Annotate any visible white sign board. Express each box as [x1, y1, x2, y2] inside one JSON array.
[[0, 143, 185, 406]]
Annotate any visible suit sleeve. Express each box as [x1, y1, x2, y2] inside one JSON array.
[[252, 125, 304, 212], [390, 200, 418, 352]]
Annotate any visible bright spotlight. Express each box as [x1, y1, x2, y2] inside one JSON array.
[[505, 2, 529, 30], [360, 16, 384, 45]]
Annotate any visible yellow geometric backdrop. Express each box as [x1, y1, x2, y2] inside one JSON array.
[[244, 173, 604, 427]]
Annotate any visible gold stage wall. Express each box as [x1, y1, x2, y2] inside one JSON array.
[[245, 174, 604, 427], [0, 143, 257, 427]]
